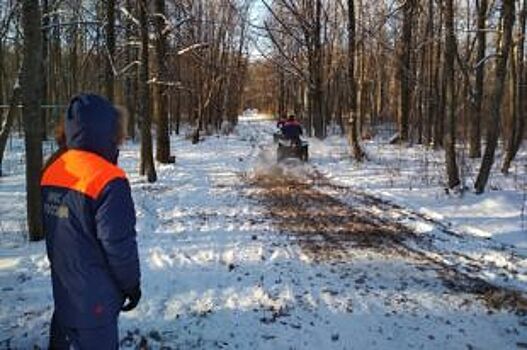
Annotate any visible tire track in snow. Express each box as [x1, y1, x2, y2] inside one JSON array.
[[243, 161, 527, 314]]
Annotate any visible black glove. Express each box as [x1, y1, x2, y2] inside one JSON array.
[[121, 284, 141, 312]]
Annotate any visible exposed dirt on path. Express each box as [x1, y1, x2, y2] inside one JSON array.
[[242, 160, 527, 314], [244, 167, 411, 261]]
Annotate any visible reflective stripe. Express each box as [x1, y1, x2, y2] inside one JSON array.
[[41, 149, 126, 199]]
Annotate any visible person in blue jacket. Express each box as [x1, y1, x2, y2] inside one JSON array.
[[41, 93, 141, 349]]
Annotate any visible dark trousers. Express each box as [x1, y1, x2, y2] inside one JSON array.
[[49, 313, 118, 350]]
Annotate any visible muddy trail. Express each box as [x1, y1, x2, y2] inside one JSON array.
[[243, 161, 527, 314]]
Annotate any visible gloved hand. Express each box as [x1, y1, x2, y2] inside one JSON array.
[[121, 284, 141, 312]]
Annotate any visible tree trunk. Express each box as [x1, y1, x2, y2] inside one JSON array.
[[444, 0, 461, 189], [21, 0, 44, 240], [138, 0, 157, 183], [312, 0, 325, 138], [347, 0, 363, 160], [154, 0, 172, 163], [69, 0, 79, 94], [0, 42, 4, 105], [174, 54, 181, 135], [105, 0, 115, 101], [124, 0, 136, 139], [434, 7, 444, 148], [470, 0, 487, 158], [501, 0, 526, 173], [357, 0, 365, 137], [399, 0, 414, 142], [296, 0, 321, 137], [41, 0, 49, 140], [51, 5, 62, 102], [474, 0, 515, 193], [425, 0, 435, 145]]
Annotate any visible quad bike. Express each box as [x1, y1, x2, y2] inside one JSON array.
[[277, 138, 309, 162], [273, 131, 283, 143]]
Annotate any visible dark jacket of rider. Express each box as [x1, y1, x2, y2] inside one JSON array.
[[281, 120, 303, 141]]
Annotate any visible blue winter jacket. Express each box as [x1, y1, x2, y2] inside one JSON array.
[[41, 94, 140, 328]]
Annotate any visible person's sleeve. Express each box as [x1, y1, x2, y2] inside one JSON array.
[[95, 178, 140, 292]]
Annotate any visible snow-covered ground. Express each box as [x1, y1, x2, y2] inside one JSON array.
[[311, 134, 527, 254], [0, 117, 526, 349]]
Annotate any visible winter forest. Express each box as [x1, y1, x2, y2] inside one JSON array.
[[1, 0, 527, 348]]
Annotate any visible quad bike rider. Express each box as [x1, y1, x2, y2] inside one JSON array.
[[277, 115, 309, 162], [281, 115, 303, 143]]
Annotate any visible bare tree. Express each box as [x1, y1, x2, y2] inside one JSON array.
[[399, 0, 415, 142], [41, 0, 49, 140], [501, 0, 526, 173], [0, 78, 21, 176], [138, 0, 157, 183], [21, 0, 44, 240], [444, 0, 460, 189], [424, 0, 436, 145], [124, 0, 137, 139], [347, 0, 363, 160], [469, 0, 488, 158], [475, 0, 515, 193], [105, 0, 115, 101], [262, 0, 327, 138], [311, 0, 325, 138], [154, 0, 173, 163]]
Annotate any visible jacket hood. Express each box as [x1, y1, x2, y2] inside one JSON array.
[[65, 93, 119, 163]]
